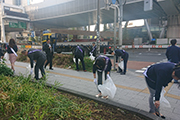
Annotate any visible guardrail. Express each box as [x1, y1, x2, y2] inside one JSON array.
[[18, 45, 172, 50], [122, 45, 170, 49]]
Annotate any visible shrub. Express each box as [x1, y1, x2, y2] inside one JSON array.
[[0, 61, 13, 76], [77, 57, 94, 72], [16, 52, 94, 72]]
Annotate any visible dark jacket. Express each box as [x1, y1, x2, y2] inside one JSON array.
[[91, 45, 96, 57], [166, 45, 180, 63], [93, 55, 112, 73], [115, 49, 128, 62], [74, 46, 84, 58], [145, 62, 174, 101], [43, 42, 53, 56], [7, 45, 18, 54], [0, 48, 3, 57], [28, 48, 46, 68]]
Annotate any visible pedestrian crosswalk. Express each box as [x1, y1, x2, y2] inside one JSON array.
[[135, 59, 168, 74]]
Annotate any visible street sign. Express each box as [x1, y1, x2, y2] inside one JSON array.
[[144, 0, 153, 11], [112, 0, 116, 4], [9, 22, 18, 28], [18, 22, 26, 29], [9, 21, 26, 29]]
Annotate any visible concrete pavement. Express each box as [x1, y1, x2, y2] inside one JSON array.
[[10, 61, 180, 120]]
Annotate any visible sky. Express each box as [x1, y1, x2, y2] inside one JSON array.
[[90, 19, 145, 31], [30, 0, 44, 4]]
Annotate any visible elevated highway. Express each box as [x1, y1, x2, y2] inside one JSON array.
[[0, 0, 180, 42], [25, 0, 173, 29]]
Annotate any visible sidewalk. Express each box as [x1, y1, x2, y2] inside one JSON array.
[[12, 61, 180, 120]]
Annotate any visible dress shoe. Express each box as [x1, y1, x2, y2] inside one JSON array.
[[120, 73, 125, 75], [49, 68, 53, 70]]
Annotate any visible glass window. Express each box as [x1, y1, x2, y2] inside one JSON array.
[[14, 0, 21, 6]]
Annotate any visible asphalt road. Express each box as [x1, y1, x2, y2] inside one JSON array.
[[124, 48, 167, 72], [126, 48, 167, 62]]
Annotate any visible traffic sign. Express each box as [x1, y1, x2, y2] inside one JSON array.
[[112, 0, 116, 4], [9, 21, 26, 29]]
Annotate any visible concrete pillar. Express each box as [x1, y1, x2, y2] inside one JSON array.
[[167, 15, 180, 38], [1, 18, 6, 43], [144, 19, 153, 41]]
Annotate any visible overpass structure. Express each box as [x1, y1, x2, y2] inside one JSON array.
[[0, 0, 180, 43]]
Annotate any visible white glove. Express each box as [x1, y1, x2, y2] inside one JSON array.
[[30, 68, 33, 75], [107, 74, 110, 78], [90, 52, 92, 55], [94, 78, 97, 85]]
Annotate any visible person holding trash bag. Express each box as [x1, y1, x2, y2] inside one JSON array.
[[74, 45, 86, 72], [111, 49, 129, 75], [90, 42, 96, 57], [143, 62, 180, 119], [93, 55, 112, 99], [21, 48, 46, 80]]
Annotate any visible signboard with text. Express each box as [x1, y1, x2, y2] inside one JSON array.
[[9, 21, 26, 29]]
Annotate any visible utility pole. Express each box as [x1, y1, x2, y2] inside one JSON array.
[[96, 0, 100, 57], [113, 6, 117, 70], [118, 0, 123, 49]]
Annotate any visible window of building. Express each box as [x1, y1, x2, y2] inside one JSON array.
[[14, 0, 21, 6]]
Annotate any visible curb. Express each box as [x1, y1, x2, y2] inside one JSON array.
[[45, 82, 162, 120]]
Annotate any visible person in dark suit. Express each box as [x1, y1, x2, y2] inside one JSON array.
[[90, 42, 96, 57], [74, 45, 86, 71], [144, 62, 180, 119], [166, 39, 180, 83], [93, 55, 112, 99], [43, 39, 54, 70], [21, 49, 46, 80], [111, 49, 129, 75]]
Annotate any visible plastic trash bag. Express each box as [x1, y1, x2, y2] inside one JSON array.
[[160, 88, 171, 108], [89, 53, 95, 61], [118, 60, 124, 70], [26, 64, 33, 74], [4, 52, 10, 63], [98, 76, 117, 99], [153, 87, 171, 108], [94, 78, 97, 85]]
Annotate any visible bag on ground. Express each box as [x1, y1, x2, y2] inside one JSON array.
[[98, 76, 117, 98]]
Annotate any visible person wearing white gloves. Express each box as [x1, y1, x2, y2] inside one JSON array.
[[22, 48, 46, 80], [93, 55, 112, 99]]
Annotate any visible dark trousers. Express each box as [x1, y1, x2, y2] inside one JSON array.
[[35, 57, 46, 80], [97, 71, 108, 93], [75, 55, 85, 70], [45, 54, 53, 69], [119, 53, 129, 74]]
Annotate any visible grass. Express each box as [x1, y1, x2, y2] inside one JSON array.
[[0, 75, 92, 119], [0, 74, 151, 120]]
